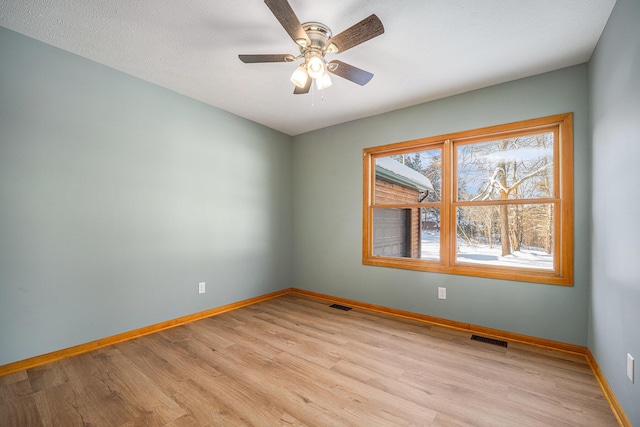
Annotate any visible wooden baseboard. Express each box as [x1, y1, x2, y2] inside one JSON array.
[[289, 288, 587, 355], [586, 349, 632, 427], [0, 288, 292, 377]]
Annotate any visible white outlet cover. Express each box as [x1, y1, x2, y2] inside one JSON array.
[[627, 353, 634, 383], [438, 287, 446, 300], [198, 282, 206, 294]]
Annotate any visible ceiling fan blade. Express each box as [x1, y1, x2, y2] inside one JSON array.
[[264, 0, 311, 47], [239, 54, 296, 63], [293, 77, 312, 94], [327, 14, 384, 53], [328, 60, 374, 86]]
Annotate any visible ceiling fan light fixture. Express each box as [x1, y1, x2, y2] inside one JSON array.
[[307, 55, 325, 79], [239, 1, 384, 95], [315, 72, 332, 90], [290, 65, 309, 88]]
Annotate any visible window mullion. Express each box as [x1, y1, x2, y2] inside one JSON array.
[[441, 139, 454, 267]]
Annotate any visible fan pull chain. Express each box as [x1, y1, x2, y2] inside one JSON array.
[[309, 84, 327, 108]]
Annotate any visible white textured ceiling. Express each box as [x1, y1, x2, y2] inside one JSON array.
[[0, 0, 616, 136]]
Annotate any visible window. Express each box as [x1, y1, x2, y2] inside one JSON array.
[[363, 113, 573, 285]]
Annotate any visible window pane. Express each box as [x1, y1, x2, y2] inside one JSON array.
[[374, 149, 441, 205], [456, 204, 554, 270], [457, 132, 554, 201], [373, 207, 440, 261], [421, 207, 440, 261]]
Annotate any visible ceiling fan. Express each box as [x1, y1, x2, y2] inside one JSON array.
[[239, 0, 384, 94]]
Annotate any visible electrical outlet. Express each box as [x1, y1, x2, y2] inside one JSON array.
[[438, 287, 446, 300], [627, 353, 634, 383], [198, 282, 206, 294]]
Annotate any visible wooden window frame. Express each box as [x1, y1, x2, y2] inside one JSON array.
[[363, 113, 574, 286]]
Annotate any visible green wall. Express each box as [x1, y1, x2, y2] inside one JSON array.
[[589, 0, 640, 423], [0, 27, 293, 366], [292, 64, 591, 346]]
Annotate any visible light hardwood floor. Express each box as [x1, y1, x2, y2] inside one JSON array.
[[0, 294, 618, 426]]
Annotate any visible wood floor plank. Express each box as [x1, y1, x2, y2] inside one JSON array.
[[129, 349, 264, 427], [145, 327, 307, 425], [1, 394, 44, 427], [197, 317, 284, 361], [0, 294, 619, 426], [227, 312, 343, 370], [0, 371, 32, 400], [274, 350, 439, 425], [83, 344, 187, 425]]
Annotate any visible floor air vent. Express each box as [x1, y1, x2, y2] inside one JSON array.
[[471, 334, 508, 348], [330, 304, 353, 311]]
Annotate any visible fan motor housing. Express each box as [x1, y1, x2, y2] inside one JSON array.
[[300, 22, 332, 54]]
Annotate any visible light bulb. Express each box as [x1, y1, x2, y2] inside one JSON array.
[[315, 72, 332, 90], [307, 55, 325, 79], [290, 65, 308, 88]]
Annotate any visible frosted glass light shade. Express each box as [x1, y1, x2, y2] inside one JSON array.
[[315, 72, 332, 90], [307, 56, 325, 79], [290, 65, 308, 88]]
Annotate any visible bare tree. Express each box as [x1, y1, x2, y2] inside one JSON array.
[[460, 134, 553, 256]]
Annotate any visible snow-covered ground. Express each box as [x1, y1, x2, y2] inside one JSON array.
[[420, 232, 553, 270]]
